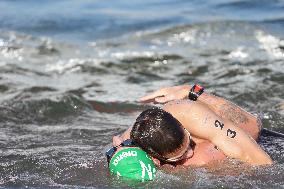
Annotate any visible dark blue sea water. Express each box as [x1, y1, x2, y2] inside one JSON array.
[[1, 0, 284, 42], [0, 0, 284, 188]]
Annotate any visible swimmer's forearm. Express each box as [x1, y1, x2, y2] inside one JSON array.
[[199, 93, 253, 125]]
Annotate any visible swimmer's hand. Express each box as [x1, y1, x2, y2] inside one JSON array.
[[139, 85, 191, 104]]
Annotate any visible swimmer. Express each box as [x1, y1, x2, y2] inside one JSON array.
[[114, 84, 273, 167], [105, 139, 156, 181]]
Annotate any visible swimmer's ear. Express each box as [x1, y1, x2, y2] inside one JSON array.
[[112, 136, 123, 146], [151, 156, 161, 167]]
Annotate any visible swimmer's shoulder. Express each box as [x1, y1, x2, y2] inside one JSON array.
[[182, 141, 226, 166]]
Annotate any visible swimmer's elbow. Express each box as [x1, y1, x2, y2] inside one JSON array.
[[264, 158, 273, 165], [254, 156, 273, 165], [251, 159, 273, 166], [246, 152, 273, 166]]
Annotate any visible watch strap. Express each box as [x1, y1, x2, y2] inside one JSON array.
[[188, 84, 204, 101]]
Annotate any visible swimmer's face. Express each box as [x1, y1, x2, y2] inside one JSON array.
[[162, 129, 193, 162]]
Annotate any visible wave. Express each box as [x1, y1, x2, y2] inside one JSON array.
[[0, 94, 92, 124]]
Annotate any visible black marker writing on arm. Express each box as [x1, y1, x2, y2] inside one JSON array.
[[214, 120, 237, 138], [214, 120, 224, 130], [226, 129, 237, 138]]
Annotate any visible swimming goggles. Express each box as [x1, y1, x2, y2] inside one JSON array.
[[148, 128, 192, 162], [105, 139, 137, 164]]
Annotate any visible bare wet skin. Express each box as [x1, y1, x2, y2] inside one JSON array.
[[0, 1, 284, 188]]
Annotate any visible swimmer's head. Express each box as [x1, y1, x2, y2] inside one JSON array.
[[130, 108, 193, 162], [106, 139, 156, 181]]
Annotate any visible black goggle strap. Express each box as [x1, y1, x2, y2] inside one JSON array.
[[121, 139, 136, 146], [105, 139, 137, 164], [106, 147, 117, 164], [147, 147, 169, 162]]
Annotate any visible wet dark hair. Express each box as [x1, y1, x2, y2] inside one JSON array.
[[130, 107, 185, 160]]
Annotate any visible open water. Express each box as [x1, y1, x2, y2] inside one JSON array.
[[0, 0, 284, 188]]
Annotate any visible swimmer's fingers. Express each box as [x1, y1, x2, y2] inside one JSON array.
[[155, 94, 176, 104], [139, 89, 168, 103], [139, 85, 191, 103], [139, 86, 184, 102], [155, 89, 189, 103]]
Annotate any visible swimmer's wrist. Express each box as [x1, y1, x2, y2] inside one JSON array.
[[181, 85, 191, 99]]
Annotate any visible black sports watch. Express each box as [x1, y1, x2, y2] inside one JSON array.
[[188, 84, 204, 101]]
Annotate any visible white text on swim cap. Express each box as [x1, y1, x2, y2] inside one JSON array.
[[112, 151, 137, 166], [139, 161, 155, 180]]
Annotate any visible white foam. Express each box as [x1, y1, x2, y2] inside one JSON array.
[[110, 50, 155, 60], [168, 29, 197, 45], [45, 58, 100, 74], [228, 47, 249, 59], [256, 31, 284, 59]]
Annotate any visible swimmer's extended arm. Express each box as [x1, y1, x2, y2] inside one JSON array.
[[139, 85, 260, 139], [165, 103, 272, 165]]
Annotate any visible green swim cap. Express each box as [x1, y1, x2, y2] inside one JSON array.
[[109, 148, 156, 181]]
